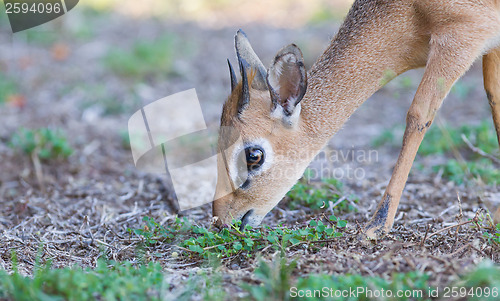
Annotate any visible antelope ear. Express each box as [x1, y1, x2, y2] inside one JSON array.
[[235, 29, 268, 91], [267, 44, 307, 116]]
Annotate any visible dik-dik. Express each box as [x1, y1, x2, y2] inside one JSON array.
[[212, 0, 500, 239]]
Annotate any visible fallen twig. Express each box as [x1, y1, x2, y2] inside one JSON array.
[[461, 134, 500, 165], [426, 211, 480, 240]]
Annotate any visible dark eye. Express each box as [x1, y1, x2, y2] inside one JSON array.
[[245, 146, 265, 171]]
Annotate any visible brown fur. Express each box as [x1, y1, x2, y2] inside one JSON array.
[[213, 0, 500, 235]]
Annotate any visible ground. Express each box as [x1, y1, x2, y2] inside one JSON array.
[[0, 2, 499, 300]]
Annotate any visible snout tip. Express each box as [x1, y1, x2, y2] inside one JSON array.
[[212, 215, 226, 229]]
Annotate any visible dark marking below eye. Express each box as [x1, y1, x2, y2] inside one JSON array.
[[241, 178, 251, 189]]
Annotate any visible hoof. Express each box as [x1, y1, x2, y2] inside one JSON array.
[[359, 223, 388, 244]]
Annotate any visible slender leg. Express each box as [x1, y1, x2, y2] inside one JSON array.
[[483, 48, 500, 224], [364, 32, 488, 239]]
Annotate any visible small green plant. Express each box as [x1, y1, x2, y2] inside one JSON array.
[[453, 260, 500, 300], [0, 255, 166, 301], [9, 127, 73, 160], [372, 121, 499, 185], [372, 121, 498, 156], [104, 35, 177, 78], [244, 260, 433, 301], [244, 257, 297, 301], [182, 217, 345, 259], [287, 177, 358, 213], [130, 216, 347, 259], [435, 159, 500, 185], [166, 266, 228, 301], [483, 223, 500, 247], [419, 121, 498, 156], [127, 216, 193, 245]]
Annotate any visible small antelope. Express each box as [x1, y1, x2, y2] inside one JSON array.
[[213, 0, 500, 239]]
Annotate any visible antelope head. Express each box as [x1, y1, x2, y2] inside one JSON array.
[[212, 30, 312, 228]]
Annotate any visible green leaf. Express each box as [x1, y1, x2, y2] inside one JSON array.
[[337, 220, 347, 228], [189, 245, 204, 254], [233, 241, 243, 250], [266, 235, 277, 244], [244, 238, 254, 247]]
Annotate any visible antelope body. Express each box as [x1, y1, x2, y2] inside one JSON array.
[[213, 0, 500, 239]]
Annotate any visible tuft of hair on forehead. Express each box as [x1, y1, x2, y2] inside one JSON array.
[[220, 68, 257, 127]]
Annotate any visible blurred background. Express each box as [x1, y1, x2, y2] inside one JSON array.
[[0, 0, 353, 128]]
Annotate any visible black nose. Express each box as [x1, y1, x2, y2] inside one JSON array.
[[240, 209, 254, 231]]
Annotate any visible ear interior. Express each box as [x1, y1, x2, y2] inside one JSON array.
[[267, 44, 307, 116]]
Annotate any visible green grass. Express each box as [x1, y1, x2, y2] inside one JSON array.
[[419, 121, 497, 156], [9, 127, 73, 160], [244, 259, 500, 301], [130, 216, 347, 260], [0, 256, 166, 301], [372, 121, 499, 185], [103, 35, 178, 79], [2, 218, 499, 300], [455, 260, 500, 300], [243, 257, 297, 301], [286, 177, 358, 213], [435, 159, 500, 185], [2, 255, 498, 301], [372, 121, 498, 156]]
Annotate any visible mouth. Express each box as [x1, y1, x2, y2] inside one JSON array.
[[240, 209, 254, 230]]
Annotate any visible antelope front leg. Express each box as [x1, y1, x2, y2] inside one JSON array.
[[364, 106, 429, 239], [363, 34, 485, 240]]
